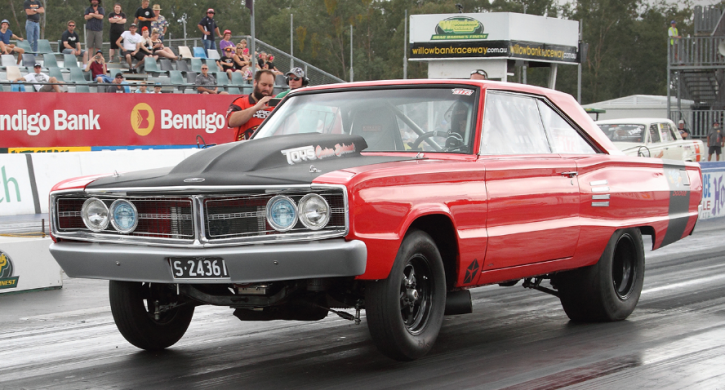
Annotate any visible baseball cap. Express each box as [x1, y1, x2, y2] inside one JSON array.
[[671, 20, 676, 24], [286, 67, 305, 78], [115, 72, 123, 78], [224, 47, 233, 52], [207, 8, 215, 13], [678, 120, 684, 125], [155, 82, 162, 86], [96, 49, 103, 54], [224, 29, 231, 35], [1, 19, 9, 25], [471, 69, 488, 78], [130, 23, 137, 27], [34, 64, 42, 68], [141, 26, 148, 31]]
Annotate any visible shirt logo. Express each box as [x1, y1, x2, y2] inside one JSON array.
[[252, 110, 270, 119]]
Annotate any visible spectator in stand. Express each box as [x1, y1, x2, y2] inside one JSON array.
[[256, 51, 267, 68], [61, 21, 87, 64], [116, 23, 145, 73], [150, 28, 178, 60], [15, 63, 63, 92], [257, 52, 282, 75], [85, 49, 113, 83], [198, 8, 221, 52], [139, 26, 154, 57], [707, 121, 723, 161], [24, 0, 44, 52], [106, 72, 130, 92], [195, 63, 228, 94], [275, 67, 308, 98], [226, 70, 276, 141], [84, 0, 105, 58], [233, 43, 251, 76], [0, 19, 24, 65], [678, 120, 691, 140], [217, 47, 236, 79], [151, 82, 162, 93], [108, 3, 126, 62], [470, 69, 487, 80], [134, 80, 149, 93], [134, 0, 156, 32], [150, 4, 168, 41], [219, 30, 234, 52]]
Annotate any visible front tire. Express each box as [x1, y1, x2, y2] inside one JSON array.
[[109, 281, 195, 351], [365, 230, 447, 361], [555, 228, 645, 322]]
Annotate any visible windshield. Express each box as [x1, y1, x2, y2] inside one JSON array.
[[597, 124, 645, 143], [254, 87, 478, 153]]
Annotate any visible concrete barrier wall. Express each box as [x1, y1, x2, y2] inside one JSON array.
[[699, 162, 725, 220], [0, 237, 62, 294], [0, 149, 199, 216]]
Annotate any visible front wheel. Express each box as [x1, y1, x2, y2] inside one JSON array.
[[365, 230, 447, 361], [109, 281, 195, 351], [555, 228, 645, 322]]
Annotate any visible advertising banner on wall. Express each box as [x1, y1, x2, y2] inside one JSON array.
[[409, 12, 579, 63], [0, 93, 236, 150], [700, 165, 725, 220]]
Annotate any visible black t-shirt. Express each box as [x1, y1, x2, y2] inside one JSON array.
[[218, 57, 234, 70], [198, 16, 217, 41], [134, 7, 153, 31], [61, 30, 80, 50], [108, 12, 126, 34], [24, 0, 41, 22]]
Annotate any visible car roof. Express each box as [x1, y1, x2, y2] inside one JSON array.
[[596, 118, 675, 125]]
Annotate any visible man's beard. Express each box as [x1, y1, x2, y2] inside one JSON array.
[[253, 87, 268, 100]]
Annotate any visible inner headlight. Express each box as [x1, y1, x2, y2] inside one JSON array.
[[266, 195, 298, 232], [81, 198, 109, 232], [110, 199, 138, 234], [298, 194, 330, 230]]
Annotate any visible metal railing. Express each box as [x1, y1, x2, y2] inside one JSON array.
[[694, 5, 723, 36], [667, 36, 725, 67], [669, 109, 725, 138]]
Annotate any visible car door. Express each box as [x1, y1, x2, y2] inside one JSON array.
[[658, 122, 682, 160], [478, 92, 580, 271], [647, 123, 666, 158]]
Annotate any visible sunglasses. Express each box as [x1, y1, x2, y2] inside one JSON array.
[[470, 69, 487, 77], [201, 67, 208, 70], [289, 77, 300, 81], [68, 24, 76, 27]]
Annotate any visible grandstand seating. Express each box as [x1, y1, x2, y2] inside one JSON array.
[[69, 67, 90, 84], [143, 57, 163, 76], [6, 66, 21, 81], [1, 55, 17, 68], [63, 54, 79, 69], [230, 71, 247, 86], [48, 67, 65, 82], [43, 53, 60, 69], [193, 47, 207, 58], [207, 50, 220, 60], [190, 58, 203, 72], [22, 54, 36, 68], [176, 60, 190, 72], [37, 40, 54, 55], [159, 59, 174, 72], [178, 46, 193, 59], [169, 70, 192, 92], [16, 40, 32, 54]]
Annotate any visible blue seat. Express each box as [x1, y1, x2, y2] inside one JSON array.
[[193, 47, 207, 58], [42, 53, 60, 69], [143, 57, 163, 75], [230, 71, 246, 86]]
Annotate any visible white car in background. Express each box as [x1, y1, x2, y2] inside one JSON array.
[[596, 118, 704, 162]]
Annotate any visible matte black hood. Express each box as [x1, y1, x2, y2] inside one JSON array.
[[88, 134, 413, 189]]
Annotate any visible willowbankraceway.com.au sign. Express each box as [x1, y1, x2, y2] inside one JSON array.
[[409, 40, 579, 63]]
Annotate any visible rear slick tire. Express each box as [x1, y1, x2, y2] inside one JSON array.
[[109, 281, 195, 351], [365, 230, 447, 361], [556, 228, 645, 322]]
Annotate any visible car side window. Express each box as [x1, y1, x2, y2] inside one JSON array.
[[649, 124, 661, 143], [659, 123, 673, 142], [667, 123, 680, 140], [536, 100, 596, 154], [481, 92, 551, 155]]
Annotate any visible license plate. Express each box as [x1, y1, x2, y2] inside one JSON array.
[[169, 257, 230, 279]]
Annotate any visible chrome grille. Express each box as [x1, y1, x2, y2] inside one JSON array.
[[55, 197, 194, 240], [204, 191, 346, 240]]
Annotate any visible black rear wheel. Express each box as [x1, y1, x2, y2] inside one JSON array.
[[109, 281, 195, 351], [555, 228, 645, 322], [366, 230, 446, 361]]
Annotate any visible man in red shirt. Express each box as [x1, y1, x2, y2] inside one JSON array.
[[226, 69, 276, 141]]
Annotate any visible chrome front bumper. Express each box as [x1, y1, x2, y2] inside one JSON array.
[[50, 239, 367, 284]]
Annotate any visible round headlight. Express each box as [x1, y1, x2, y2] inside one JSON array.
[[298, 194, 330, 230], [110, 200, 139, 234], [81, 197, 109, 232], [266, 195, 298, 232]]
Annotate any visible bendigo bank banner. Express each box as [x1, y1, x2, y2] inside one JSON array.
[[0, 92, 235, 151]]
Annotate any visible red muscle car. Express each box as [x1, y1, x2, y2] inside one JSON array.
[[48, 80, 702, 361]]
